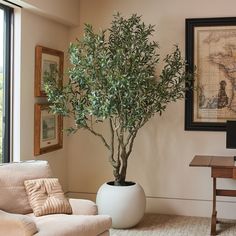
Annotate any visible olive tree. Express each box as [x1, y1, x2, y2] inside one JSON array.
[[45, 13, 192, 186]]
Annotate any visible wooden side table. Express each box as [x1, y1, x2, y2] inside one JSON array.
[[190, 155, 235, 236]]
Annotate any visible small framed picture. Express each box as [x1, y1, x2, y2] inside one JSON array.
[[34, 104, 63, 155], [35, 45, 64, 97]]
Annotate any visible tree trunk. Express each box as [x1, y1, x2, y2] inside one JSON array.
[[113, 150, 128, 186], [120, 155, 128, 184]]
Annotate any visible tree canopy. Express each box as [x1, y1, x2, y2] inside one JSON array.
[[45, 13, 192, 185]]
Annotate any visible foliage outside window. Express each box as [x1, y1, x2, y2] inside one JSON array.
[[0, 4, 12, 163]]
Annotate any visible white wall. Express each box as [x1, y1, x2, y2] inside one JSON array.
[[10, 0, 236, 219], [14, 8, 70, 190], [12, 0, 80, 26], [67, 0, 236, 219]]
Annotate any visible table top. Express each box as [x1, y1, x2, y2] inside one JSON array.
[[190, 155, 234, 168]]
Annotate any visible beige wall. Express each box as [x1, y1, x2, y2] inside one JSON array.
[[67, 0, 236, 219], [14, 8, 70, 190], [11, 0, 236, 219], [12, 0, 80, 26]]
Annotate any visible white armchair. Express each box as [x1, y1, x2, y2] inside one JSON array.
[[0, 161, 111, 236]]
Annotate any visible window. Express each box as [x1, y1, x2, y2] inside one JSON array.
[[0, 4, 12, 163]]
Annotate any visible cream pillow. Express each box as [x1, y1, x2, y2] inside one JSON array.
[[24, 178, 72, 217]]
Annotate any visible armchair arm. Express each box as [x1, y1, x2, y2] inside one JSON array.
[[68, 198, 98, 215], [0, 210, 38, 236]]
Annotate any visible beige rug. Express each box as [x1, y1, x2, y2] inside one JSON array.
[[110, 214, 236, 236]]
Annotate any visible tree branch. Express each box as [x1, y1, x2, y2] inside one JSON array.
[[115, 127, 121, 169], [117, 141, 121, 166], [109, 118, 118, 167], [85, 125, 110, 150], [126, 116, 149, 157], [124, 118, 144, 148], [127, 130, 138, 157]]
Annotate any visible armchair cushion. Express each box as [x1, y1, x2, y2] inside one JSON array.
[[0, 161, 53, 214], [27, 213, 112, 236], [24, 178, 72, 217], [0, 210, 38, 236], [68, 198, 98, 215]]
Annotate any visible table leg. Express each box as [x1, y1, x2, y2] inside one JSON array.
[[211, 177, 217, 236]]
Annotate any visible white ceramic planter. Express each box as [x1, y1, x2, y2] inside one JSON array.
[[96, 182, 146, 229]]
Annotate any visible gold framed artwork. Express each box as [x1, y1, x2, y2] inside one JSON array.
[[34, 104, 63, 155], [185, 17, 236, 131], [35, 45, 64, 97]]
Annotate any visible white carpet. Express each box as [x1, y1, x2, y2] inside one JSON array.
[[110, 214, 236, 236]]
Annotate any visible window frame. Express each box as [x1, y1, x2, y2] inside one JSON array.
[[0, 3, 12, 163]]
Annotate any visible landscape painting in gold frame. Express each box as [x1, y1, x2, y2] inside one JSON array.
[[34, 104, 63, 155], [35, 45, 64, 97]]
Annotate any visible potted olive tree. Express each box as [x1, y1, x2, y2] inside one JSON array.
[[45, 13, 191, 228]]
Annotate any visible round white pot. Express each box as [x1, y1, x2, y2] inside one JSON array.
[[96, 181, 146, 229]]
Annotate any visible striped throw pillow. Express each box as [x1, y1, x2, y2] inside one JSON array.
[[24, 178, 72, 217]]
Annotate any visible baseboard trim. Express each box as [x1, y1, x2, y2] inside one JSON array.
[[67, 191, 236, 219]]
